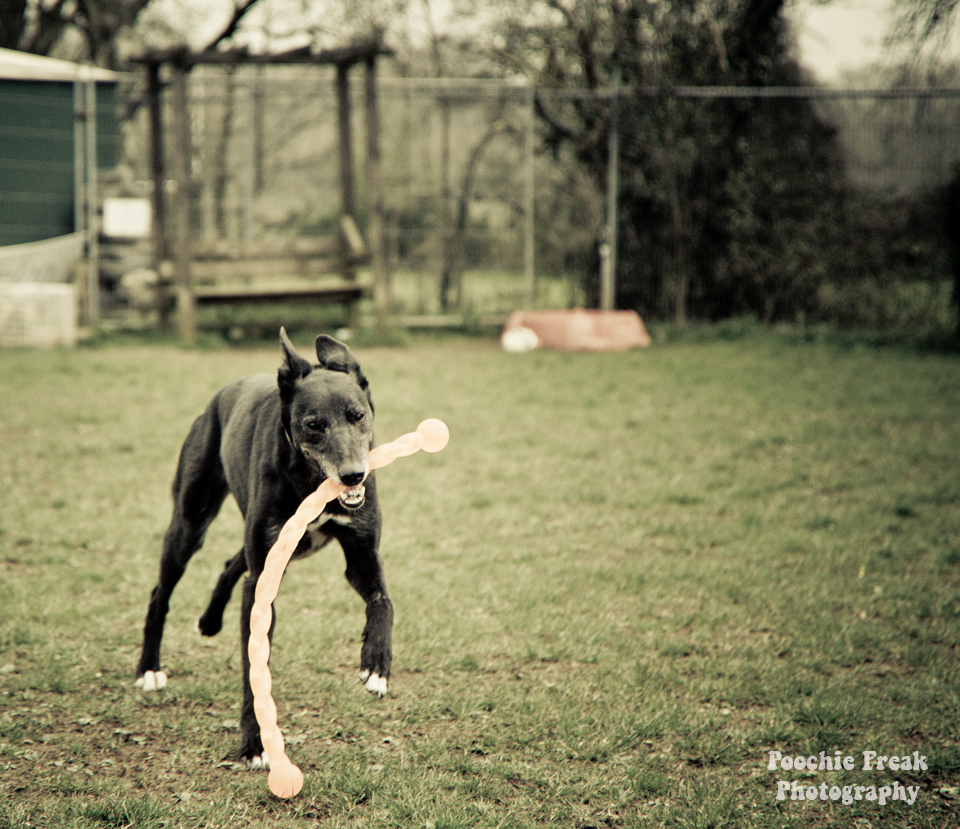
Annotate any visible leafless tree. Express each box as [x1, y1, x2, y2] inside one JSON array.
[[888, 0, 959, 60], [0, 0, 264, 68]]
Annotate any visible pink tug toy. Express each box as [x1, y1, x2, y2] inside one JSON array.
[[248, 418, 449, 798]]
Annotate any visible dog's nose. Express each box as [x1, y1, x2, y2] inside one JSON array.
[[340, 471, 365, 487]]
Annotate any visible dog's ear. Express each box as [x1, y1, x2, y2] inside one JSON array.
[[315, 335, 369, 388], [315, 334, 372, 404], [314, 335, 358, 373], [278, 327, 313, 398]]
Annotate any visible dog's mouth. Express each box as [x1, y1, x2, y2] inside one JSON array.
[[338, 484, 366, 510]]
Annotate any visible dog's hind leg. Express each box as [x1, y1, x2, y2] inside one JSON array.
[[136, 407, 229, 690], [197, 548, 247, 636]]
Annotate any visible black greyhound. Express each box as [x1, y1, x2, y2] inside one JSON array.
[[135, 329, 391, 767]]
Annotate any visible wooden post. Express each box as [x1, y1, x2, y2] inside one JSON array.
[[365, 56, 389, 334], [146, 62, 172, 329], [336, 63, 356, 221], [171, 59, 195, 344]]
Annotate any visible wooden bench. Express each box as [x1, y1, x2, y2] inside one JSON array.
[[184, 218, 368, 331]]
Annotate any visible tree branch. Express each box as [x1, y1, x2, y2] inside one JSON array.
[[202, 0, 262, 52], [0, 0, 27, 50], [545, 0, 600, 88], [889, 0, 959, 58], [20, 0, 69, 55]]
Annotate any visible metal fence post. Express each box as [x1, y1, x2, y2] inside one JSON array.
[[601, 70, 620, 312], [78, 70, 100, 326], [525, 83, 536, 306]]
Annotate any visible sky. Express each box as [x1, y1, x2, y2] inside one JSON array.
[[788, 0, 894, 82], [142, 0, 951, 85]]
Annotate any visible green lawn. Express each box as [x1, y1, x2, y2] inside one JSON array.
[[1, 328, 958, 828]]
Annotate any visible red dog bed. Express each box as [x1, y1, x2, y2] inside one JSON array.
[[502, 309, 651, 352]]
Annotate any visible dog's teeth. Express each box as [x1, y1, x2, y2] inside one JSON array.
[[338, 484, 365, 508]]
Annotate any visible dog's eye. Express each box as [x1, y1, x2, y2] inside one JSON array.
[[304, 417, 328, 433], [346, 409, 366, 424]]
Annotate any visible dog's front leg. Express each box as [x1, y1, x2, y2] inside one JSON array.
[[359, 592, 393, 696], [238, 572, 271, 767], [342, 535, 393, 697]]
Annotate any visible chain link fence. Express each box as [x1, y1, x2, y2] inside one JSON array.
[[114, 69, 960, 331]]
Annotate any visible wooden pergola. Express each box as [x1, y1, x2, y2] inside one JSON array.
[[131, 41, 392, 342]]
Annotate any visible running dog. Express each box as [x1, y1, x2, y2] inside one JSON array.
[[135, 329, 391, 767]]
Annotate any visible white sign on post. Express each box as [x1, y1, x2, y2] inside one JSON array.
[[103, 198, 152, 238]]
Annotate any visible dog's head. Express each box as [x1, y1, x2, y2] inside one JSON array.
[[277, 328, 374, 509]]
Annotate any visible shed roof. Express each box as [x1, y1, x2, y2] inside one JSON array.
[[0, 47, 119, 83]]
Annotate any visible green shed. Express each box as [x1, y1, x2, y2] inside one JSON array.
[[0, 47, 119, 248]]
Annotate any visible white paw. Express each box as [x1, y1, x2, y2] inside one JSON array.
[[246, 752, 270, 770], [360, 670, 388, 697], [135, 670, 167, 691]]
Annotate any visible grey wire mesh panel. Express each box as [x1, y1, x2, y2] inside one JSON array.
[[0, 284, 77, 347]]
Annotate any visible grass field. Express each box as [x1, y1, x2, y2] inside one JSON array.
[[1, 327, 959, 828]]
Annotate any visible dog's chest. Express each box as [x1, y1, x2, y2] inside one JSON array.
[[293, 511, 353, 559]]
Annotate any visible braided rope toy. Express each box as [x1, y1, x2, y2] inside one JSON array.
[[248, 419, 449, 798]]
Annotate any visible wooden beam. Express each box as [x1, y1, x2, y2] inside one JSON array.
[[192, 237, 343, 259], [192, 284, 365, 306], [340, 215, 367, 261], [130, 43, 392, 69], [190, 256, 347, 282]]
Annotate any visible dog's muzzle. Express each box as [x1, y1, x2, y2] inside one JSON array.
[[338, 483, 366, 510]]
